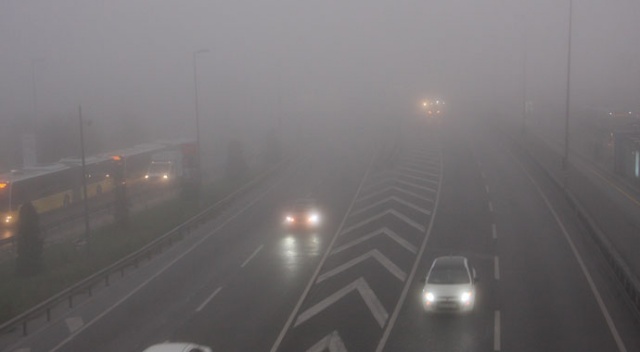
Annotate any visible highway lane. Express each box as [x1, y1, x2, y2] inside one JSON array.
[[3, 138, 372, 352], [383, 118, 640, 352]]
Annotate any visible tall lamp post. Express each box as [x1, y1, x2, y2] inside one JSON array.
[[78, 105, 90, 251], [193, 48, 209, 190], [563, 0, 574, 189]]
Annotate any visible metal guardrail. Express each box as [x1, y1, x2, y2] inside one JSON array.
[[0, 156, 291, 336], [500, 125, 640, 318]]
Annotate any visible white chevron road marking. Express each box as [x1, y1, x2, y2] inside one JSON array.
[[350, 196, 431, 217], [341, 209, 426, 235], [295, 277, 388, 328], [306, 331, 348, 352], [317, 249, 406, 283], [331, 228, 417, 255]]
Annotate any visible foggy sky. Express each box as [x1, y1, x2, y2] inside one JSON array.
[[1, 0, 639, 153]]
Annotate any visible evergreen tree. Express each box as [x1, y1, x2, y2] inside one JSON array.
[[225, 139, 249, 180], [15, 202, 43, 276]]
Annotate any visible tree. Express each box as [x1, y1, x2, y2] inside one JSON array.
[[111, 156, 129, 229], [15, 202, 43, 277], [225, 139, 249, 180], [264, 128, 282, 165]]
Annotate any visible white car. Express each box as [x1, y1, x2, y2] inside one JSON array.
[[421, 256, 477, 313], [142, 342, 212, 352]]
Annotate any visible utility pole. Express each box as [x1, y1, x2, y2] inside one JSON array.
[[79, 105, 90, 252], [563, 0, 573, 190], [193, 48, 209, 195]]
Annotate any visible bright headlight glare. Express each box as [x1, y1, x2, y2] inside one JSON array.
[[460, 291, 472, 303], [285, 216, 294, 223], [5, 216, 12, 223], [308, 213, 320, 223], [425, 292, 435, 302], [144, 175, 149, 179], [163, 174, 169, 179]]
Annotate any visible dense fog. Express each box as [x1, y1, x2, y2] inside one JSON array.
[[1, 0, 639, 172]]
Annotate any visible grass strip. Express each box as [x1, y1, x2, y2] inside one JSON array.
[[0, 175, 248, 323]]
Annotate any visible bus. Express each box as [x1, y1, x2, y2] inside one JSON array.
[[0, 143, 168, 227]]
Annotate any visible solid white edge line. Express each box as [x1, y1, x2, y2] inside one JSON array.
[[494, 310, 501, 351], [494, 256, 500, 280], [269, 149, 376, 352], [375, 142, 443, 352], [241, 245, 263, 268], [196, 287, 223, 312], [513, 151, 628, 352], [49, 172, 284, 352]]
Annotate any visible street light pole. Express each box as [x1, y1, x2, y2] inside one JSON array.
[[563, 0, 573, 189], [521, 22, 528, 137], [31, 60, 39, 123], [193, 48, 209, 190], [79, 105, 90, 251]]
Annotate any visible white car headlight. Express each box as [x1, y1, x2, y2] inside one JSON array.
[[308, 213, 320, 224], [460, 291, 472, 303], [285, 215, 294, 223], [425, 292, 435, 302]]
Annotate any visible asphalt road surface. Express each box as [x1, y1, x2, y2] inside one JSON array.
[[3, 116, 640, 352]]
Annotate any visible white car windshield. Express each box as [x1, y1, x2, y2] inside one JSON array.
[[427, 267, 470, 285]]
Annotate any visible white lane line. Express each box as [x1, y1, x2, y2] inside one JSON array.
[[513, 152, 628, 352], [492, 223, 497, 240], [488, 201, 494, 213], [494, 256, 500, 280], [241, 245, 263, 268], [485, 185, 490, 194], [270, 151, 376, 352], [50, 176, 282, 352], [481, 171, 486, 179], [494, 310, 501, 351], [196, 287, 222, 312]]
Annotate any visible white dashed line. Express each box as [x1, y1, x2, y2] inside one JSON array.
[[488, 202, 494, 213], [485, 185, 490, 194], [241, 245, 263, 268], [196, 287, 223, 312], [492, 223, 497, 239], [494, 310, 501, 351], [494, 256, 500, 280]]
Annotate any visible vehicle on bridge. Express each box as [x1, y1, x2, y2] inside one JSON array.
[[421, 256, 477, 313], [144, 140, 197, 185]]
